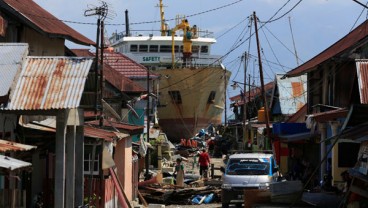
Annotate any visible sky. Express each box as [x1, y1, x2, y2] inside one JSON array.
[[34, 0, 367, 119]]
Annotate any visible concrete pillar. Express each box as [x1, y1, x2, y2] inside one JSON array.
[[319, 123, 327, 182], [75, 124, 84, 206], [55, 110, 67, 208], [66, 125, 76, 208]]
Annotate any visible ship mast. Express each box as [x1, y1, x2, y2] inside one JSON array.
[[159, 0, 167, 36]]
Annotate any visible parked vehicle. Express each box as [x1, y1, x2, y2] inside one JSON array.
[[221, 152, 278, 207]]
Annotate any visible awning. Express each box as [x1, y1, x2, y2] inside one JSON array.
[[0, 155, 31, 171], [278, 132, 316, 142], [0, 139, 36, 152]]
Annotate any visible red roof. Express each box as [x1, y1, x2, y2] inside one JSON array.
[[103, 50, 158, 79], [71, 49, 147, 92], [86, 120, 144, 135], [230, 81, 274, 104], [287, 19, 368, 77], [1, 0, 94, 46]]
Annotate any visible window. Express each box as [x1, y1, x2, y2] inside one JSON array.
[[139, 45, 148, 52], [201, 46, 209, 53], [174, 45, 180, 53], [192, 45, 199, 53], [207, 91, 216, 104], [149, 45, 159, 52], [168, 91, 182, 104], [84, 145, 101, 175], [226, 158, 270, 175], [160, 45, 172, 53], [130, 45, 138, 52]]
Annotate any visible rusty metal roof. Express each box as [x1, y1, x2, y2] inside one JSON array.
[[4, 57, 93, 110], [229, 81, 275, 104], [275, 75, 307, 115], [0, 139, 36, 152], [0, 155, 32, 171], [84, 125, 129, 142], [0, 43, 28, 97], [86, 120, 144, 132], [18, 117, 128, 142], [0, 0, 94, 46], [287, 19, 368, 77], [356, 60, 368, 104]]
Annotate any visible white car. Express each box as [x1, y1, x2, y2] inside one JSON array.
[[221, 153, 278, 208]]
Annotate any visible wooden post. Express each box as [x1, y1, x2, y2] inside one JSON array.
[[253, 11, 271, 148], [75, 123, 84, 206]]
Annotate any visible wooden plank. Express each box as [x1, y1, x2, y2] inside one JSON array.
[[137, 190, 148, 207]]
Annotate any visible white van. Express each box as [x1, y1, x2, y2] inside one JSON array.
[[221, 153, 278, 208]]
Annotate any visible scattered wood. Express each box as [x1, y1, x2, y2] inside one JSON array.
[[138, 184, 220, 205], [137, 190, 148, 207]]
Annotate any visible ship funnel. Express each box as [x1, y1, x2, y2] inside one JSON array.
[[125, 9, 130, 37]]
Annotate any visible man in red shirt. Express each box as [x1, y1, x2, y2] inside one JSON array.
[[198, 149, 211, 179]]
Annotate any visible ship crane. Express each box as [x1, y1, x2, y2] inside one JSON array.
[[171, 18, 197, 68]]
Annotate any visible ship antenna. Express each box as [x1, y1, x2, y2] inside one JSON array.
[[158, 0, 167, 36]]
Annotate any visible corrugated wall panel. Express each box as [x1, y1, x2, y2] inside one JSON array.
[[0, 43, 28, 96], [356, 60, 368, 104], [6, 57, 93, 110]]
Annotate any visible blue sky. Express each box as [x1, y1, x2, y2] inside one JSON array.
[[34, 0, 367, 119]]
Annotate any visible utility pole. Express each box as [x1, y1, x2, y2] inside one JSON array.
[[84, 2, 109, 204], [243, 52, 247, 148], [224, 68, 227, 126], [253, 11, 271, 148]]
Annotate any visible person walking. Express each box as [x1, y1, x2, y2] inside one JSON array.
[[198, 149, 211, 180], [174, 158, 185, 187]]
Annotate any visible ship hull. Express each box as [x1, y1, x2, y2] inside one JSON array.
[[156, 67, 231, 141]]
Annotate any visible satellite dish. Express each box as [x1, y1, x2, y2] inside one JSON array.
[[126, 103, 139, 119], [102, 99, 122, 121]]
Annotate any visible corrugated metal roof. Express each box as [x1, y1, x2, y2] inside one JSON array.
[[229, 81, 274, 104], [356, 60, 368, 104], [0, 0, 94, 46], [0, 155, 31, 171], [18, 117, 129, 142], [0, 139, 36, 152], [0, 43, 28, 97], [287, 19, 368, 77], [276, 75, 307, 115], [86, 120, 145, 133], [85, 125, 129, 142], [5, 57, 93, 110]]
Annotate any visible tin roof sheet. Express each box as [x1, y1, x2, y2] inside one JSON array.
[[0, 139, 36, 152], [4, 57, 93, 110], [0, 43, 28, 97], [19, 117, 129, 142], [1, 0, 94, 46], [356, 60, 368, 104], [0, 155, 31, 171], [275, 75, 307, 115], [287, 19, 368, 77], [229, 81, 274, 103]]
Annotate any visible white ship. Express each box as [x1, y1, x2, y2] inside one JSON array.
[[109, 0, 231, 141]]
